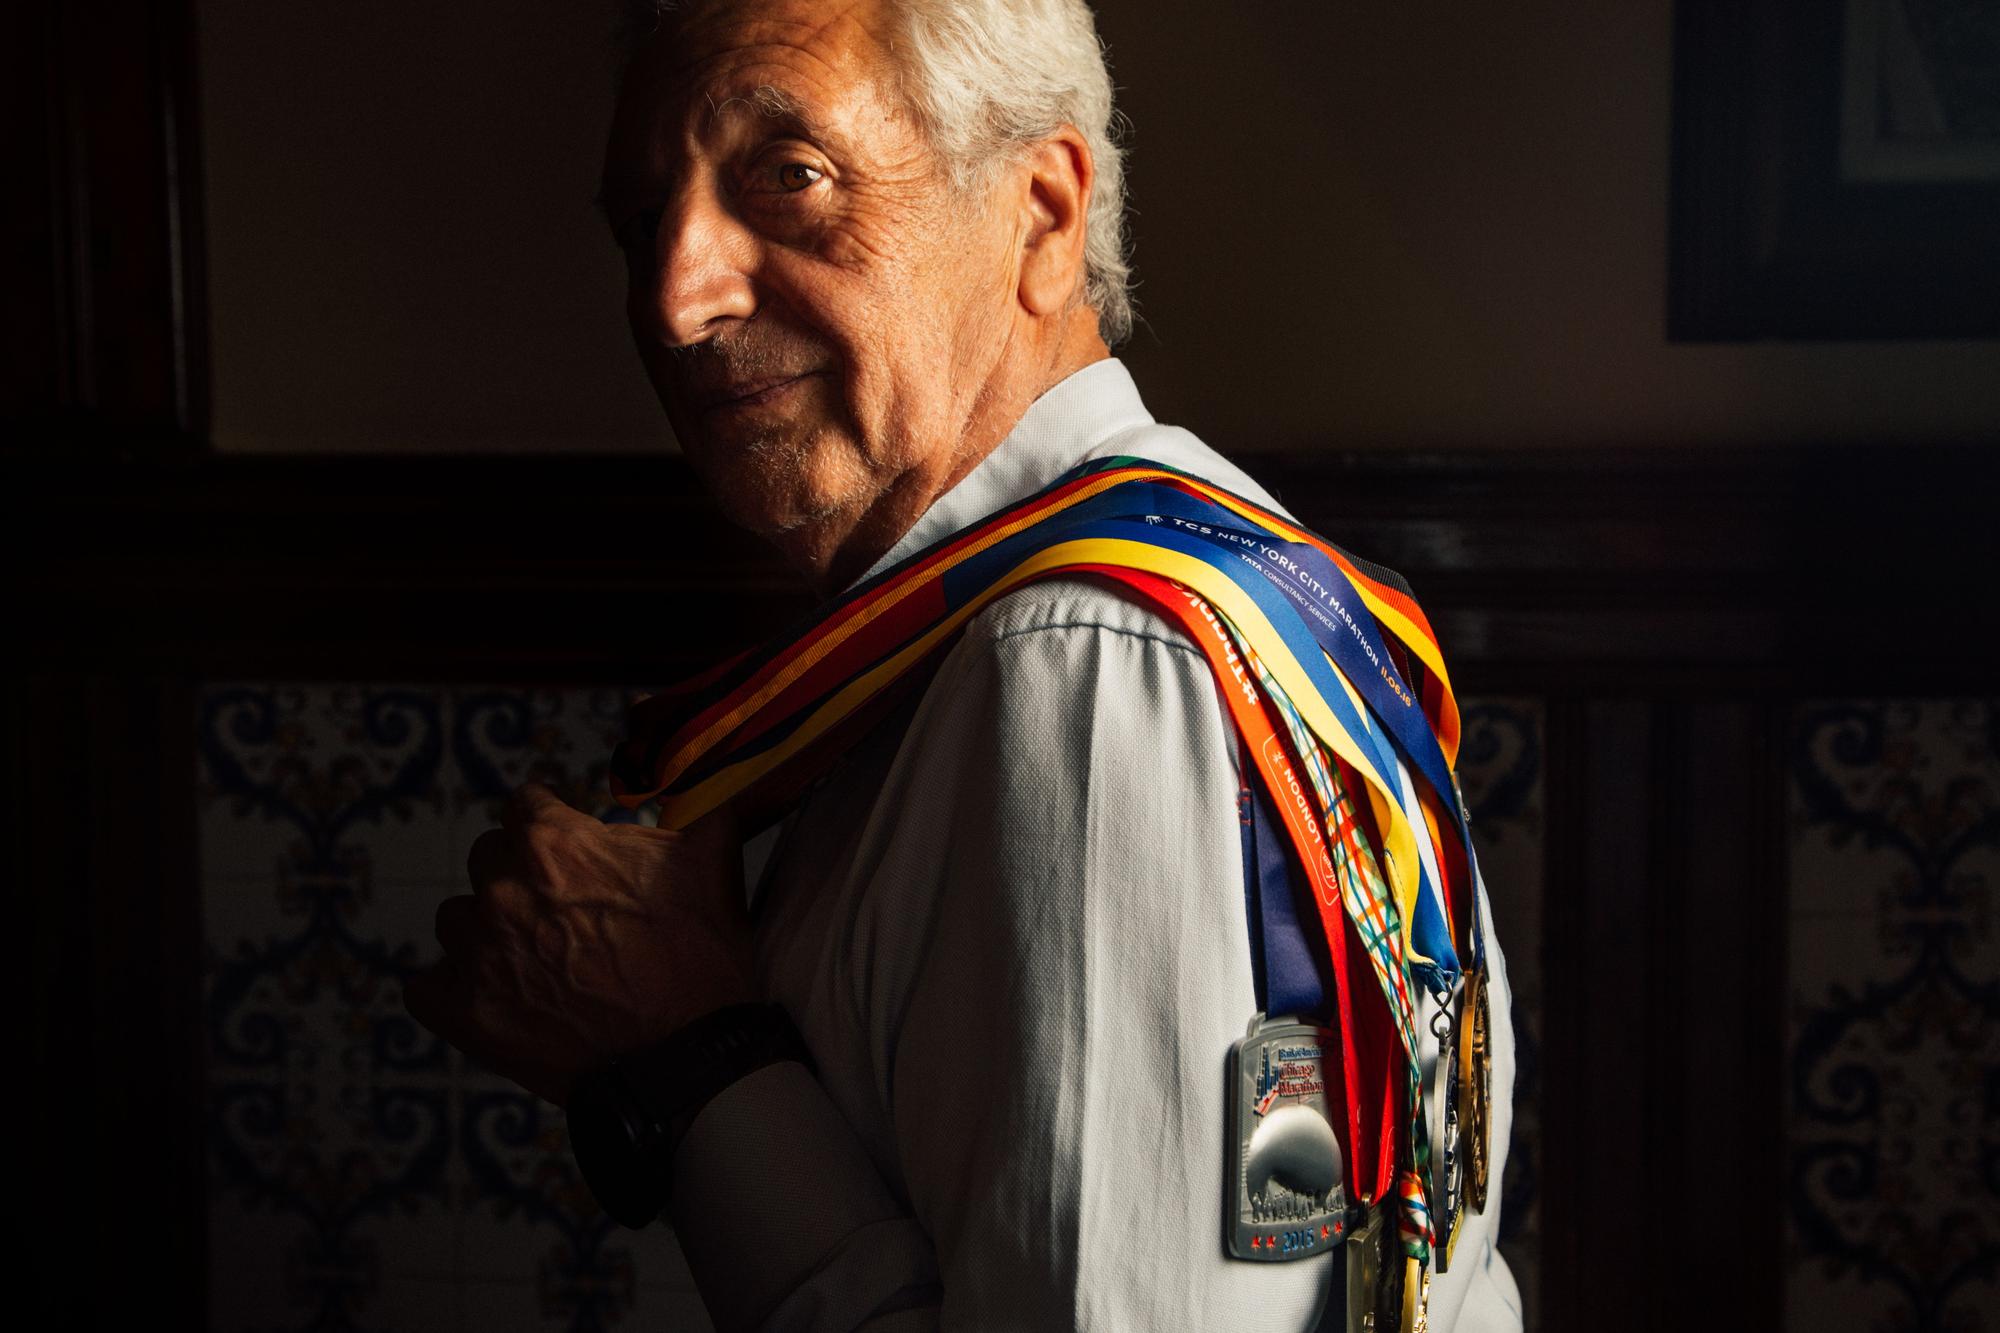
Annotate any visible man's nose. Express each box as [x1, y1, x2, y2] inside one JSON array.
[[645, 186, 757, 347]]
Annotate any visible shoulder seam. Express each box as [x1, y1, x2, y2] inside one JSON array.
[[985, 618, 1208, 660]]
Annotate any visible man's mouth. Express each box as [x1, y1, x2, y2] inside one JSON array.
[[693, 368, 826, 418]]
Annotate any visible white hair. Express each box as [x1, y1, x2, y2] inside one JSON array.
[[624, 0, 1134, 345]]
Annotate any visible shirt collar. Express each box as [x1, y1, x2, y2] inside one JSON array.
[[853, 358, 1160, 587]]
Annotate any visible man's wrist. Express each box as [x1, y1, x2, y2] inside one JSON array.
[[568, 1002, 812, 1228]]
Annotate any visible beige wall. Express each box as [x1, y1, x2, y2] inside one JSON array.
[[199, 0, 666, 453], [199, 0, 2000, 454]]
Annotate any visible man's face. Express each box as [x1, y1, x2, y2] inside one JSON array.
[[601, 0, 1020, 545]]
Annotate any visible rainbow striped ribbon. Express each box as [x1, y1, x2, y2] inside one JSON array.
[[610, 456, 1482, 1264]]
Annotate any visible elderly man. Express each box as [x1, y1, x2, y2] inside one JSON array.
[[406, 1, 1522, 1329]]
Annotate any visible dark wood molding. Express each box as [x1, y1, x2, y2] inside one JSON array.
[[1533, 695, 1792, 1332], [12, 444, 1998, 690], [5, 0, 208, 448], [1670, 0, 2000, 340], [15, 671, 206, 1330]]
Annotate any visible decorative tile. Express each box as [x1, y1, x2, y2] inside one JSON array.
[[1787, 700, 2000, 1333], [201, 683, 1546, 1332], [443, 687, 643, 880], [1457, 697, 1546, 1330], [199, 685, 456, 890], [200, 683, 671, 1333]]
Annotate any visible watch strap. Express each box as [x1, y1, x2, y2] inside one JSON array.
[[569, 1002, 811, 1228]]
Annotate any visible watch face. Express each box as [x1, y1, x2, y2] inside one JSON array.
[[568, 1070, 665, 1229]]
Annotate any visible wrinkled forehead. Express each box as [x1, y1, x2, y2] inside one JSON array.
[[605, 0, 906, 172]]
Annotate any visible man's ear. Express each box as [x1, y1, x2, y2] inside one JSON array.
[[1017, 127, 1094, 318]]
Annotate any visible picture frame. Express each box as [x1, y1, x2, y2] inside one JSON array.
[[1669, 0, 2000, 339]]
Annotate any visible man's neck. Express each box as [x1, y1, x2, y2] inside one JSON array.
[[787, 314, 1111, 596]]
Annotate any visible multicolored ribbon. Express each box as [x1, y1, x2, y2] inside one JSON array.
[[610, 456, 1484, 1263]]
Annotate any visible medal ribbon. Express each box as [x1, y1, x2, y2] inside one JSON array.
[[1220, 615, 1439, 1265], [1089, 570, 1397, 1206], [610, 458, 1484, 1262], [1096, 495, 1480, 988], [617, 464, 1473, 978]]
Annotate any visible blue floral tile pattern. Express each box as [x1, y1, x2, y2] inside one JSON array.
[[199, 684, 1550, 1330], [1457, 698, 1546, 1330], [199, 684, 703, 1333], [1787, 701, 2000, 1333]]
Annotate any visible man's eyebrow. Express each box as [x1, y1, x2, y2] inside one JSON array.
[[707, 84, 849, 154]]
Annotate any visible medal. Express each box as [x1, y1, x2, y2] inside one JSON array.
[[1225, 1014, 1348, 1261], [1428, 986, 1464, 1270], [1403, 1261, 1430, 1333], [1344, 1203, 1405, 1333], [1457, 966, 1492, 1213]]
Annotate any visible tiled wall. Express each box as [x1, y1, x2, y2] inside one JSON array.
[[199, 686, 706, 1331], [205, 687, 2000, 1331], [1786, 701, 2000, 1333], [195, 683, 1544, 1330]]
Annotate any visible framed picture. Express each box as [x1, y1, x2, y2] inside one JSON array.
[[1670, 0, 2000, 339]]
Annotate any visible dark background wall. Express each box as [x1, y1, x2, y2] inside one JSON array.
[[193, 0, 2000, 456], [10, 1, 1999, 1331], [195, 0, 661, 454]]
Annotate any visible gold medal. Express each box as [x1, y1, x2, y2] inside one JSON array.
[[1457, 966, 1493, 1213], [1402, 1260, 1430, 1333]]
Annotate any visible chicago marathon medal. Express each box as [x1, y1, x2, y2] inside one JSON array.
[[1458, 966, 1493, 1213], [1225, 1014, 1348, 1262]]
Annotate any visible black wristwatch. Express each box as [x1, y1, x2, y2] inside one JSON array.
[[566, 1002, 812, 1228]]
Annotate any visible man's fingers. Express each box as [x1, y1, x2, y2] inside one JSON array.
[[467, 827, 513, 890], [404, 957, 508, 1066], [434, 894, 483, 956], [405, 962, 575, 1106], [501, 781, 579, 831], [402, 957, 469, 1036]]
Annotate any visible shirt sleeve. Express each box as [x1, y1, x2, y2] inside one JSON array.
[[666, 1060, 943, 1331], [665, 578, 1522, 1332], [872, 579, 1337, 1330]]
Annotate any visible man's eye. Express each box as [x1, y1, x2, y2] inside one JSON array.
[[774, 163, 824, 193]]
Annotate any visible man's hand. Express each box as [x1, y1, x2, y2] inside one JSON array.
[[403, 782, 755, 1106]]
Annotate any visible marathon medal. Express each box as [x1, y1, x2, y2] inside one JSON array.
[[1345, 1202, 1405, 1333], [1225, 1014, 1348, 1261], [1428, 984, 1465, 1271], [1458, 966, 1493, 1212]]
